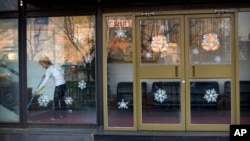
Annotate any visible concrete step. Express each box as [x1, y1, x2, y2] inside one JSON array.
[[93, 131, 229, 141]]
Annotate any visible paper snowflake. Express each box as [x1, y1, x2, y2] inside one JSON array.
[[214, 56, 221, 63], [65, 96, 73, 105], [115, 28, 127, 38], [218, 21, 226, 29], [203, 88, 218, 103], [192, 48, 199, 55], [78, 80, 86, 90], [85, 54, 93, 64], [117, 99, 129, 109], [145, 52, 153, 59], [153, 88, 167, 103], [159, 25, 165, 31], [37, 95, 49, 107]]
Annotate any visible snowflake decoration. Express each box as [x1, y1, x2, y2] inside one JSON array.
[[218, 23, 225, 29], [159, 25, 165, 31], [192, 48, 199, 55], [153, 88, 167, 103], [214, 56, 221, 63], [78, 80, 86, 90], [145, 52, 153, 59], [85, 54, 93, 64], [115, 28, 127, 38], [65, 96, 73, 105], [37, 95, 49, 107], [117, 99, 129, 109], [203, 88, 219, 103]]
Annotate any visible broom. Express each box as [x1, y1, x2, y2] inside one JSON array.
[[27, 77, 44, 110]]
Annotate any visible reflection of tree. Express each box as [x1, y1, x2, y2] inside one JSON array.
[[60, 16, 96, 81], [26, 18, 52, 61], [62, 16, 95, 59]]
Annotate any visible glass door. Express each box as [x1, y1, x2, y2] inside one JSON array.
[[136, 13, 235, 131], [136, 15, 185, 131], [185, 14, 234, 131]]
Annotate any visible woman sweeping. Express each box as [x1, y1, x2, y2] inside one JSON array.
[[35, 55, 66, 120]]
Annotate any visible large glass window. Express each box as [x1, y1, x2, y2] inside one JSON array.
[[0, 0, 18, 11], [190, 79, 231, 124], [238, 12, 250, 124], [141, 79, 181, 124], [26, 16, 96, 123], [0, 19, 19, 123], [105, 16, 134, 127], [189, 17, 231, 64]]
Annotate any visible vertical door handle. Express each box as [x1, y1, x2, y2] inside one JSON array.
[[175, 66, 178, 77], [192, 66, 195, 77]]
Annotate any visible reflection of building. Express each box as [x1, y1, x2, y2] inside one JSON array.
[[1, 0, 250, 141]]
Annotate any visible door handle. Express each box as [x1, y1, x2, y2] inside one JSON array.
[[175, 66, 178, 77], [192, 66, 195, 77]]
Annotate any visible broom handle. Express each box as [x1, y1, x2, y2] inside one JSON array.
[[27, 77, 44, 109]]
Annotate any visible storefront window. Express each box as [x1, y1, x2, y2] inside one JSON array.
[[105, 16, 134, 127], [238, 12, 250, 124], [26, 16, 96, 123], [0, 19, 19, 123], [0, 0, 18, 11]]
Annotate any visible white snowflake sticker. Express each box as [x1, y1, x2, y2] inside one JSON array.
[[145, 52, 153, 59], [153, 88, 167, 103], [65, 96, 73, 105], [115, 28, 127, 38], [85, 54, 93, 64], [117, 99, 129, 109], [78, 80, 86, 90], [214, 56, 221, 63], [203, 88, 219, 103], [192, 48, 199, 55], [37, 95, 49, 107]]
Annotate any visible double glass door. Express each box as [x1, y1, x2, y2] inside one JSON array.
[[136, 14, 234, 131]]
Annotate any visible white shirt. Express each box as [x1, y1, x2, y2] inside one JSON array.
[[41, 65, 66, 86]]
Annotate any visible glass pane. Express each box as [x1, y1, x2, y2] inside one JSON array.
[[0, 0, 18, 11], [27, 16, 96, 123], [189, 17, 231, 64], [139, 19, 180, 65], [0, 19, 19, 122], [238, 12, 250, 124], [106, 16, 134, 127], [142, 79, 181, 124], [190, 79, 231, 124]]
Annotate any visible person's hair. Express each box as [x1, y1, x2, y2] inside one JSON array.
[[39, 55, 52, 65]]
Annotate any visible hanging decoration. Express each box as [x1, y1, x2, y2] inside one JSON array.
[[201, 33, 220, 51], [117, 99, 129, 109], [203, 88, 218, 103], [65, 96, 73, 105], [78, 80, 86, 90], [153, 88, 167, 103], [151, 35, 168, 53], [37, 95, 49, 107]]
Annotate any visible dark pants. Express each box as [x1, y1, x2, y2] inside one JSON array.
[[53, 84, 66, 118]]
